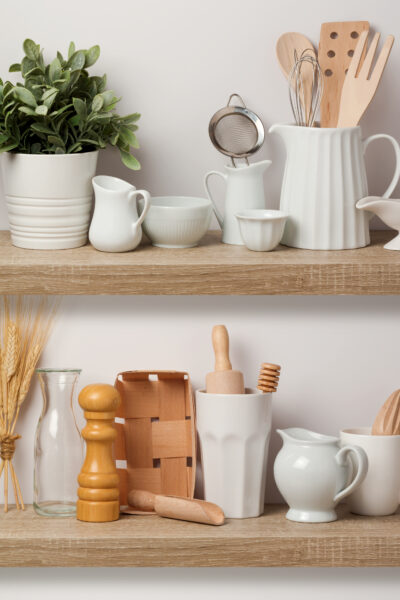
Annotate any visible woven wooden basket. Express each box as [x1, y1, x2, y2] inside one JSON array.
[[114, 371, 196, 514]]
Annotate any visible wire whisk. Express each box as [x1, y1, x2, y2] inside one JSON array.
[[289, 49, 324, 127]]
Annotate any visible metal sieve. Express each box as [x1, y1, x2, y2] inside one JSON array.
[[208, 93, 264, 167]]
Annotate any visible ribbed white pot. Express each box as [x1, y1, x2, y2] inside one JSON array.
[[1, 151, 99, 249]]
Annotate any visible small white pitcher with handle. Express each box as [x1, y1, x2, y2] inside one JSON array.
[[90, 175, 151, 252], [274, 428, 368, 522], [204, 160, 270, 245]]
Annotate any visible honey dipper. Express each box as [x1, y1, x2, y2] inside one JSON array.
[[257, 363, 281, 393]]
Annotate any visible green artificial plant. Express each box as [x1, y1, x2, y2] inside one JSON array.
[[0, 39, 140, 169]]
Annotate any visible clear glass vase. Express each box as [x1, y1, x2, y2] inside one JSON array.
[[34, 369, 83, 517]]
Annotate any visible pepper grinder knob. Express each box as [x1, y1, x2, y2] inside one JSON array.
[[77, 383, 121, 522]]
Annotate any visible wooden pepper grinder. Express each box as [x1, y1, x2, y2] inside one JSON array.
[[77, 383, 121, 523]]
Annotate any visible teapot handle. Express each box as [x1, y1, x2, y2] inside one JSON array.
[[204, 171, 226, 229], [333, 445, 368, 503], [128, 189, 151, 231], [363, 134, 400, 198]]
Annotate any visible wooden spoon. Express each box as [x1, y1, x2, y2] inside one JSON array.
[[372, 389, 400, 435], [276, 32, 316, 118]]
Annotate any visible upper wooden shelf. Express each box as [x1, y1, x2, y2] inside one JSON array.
[[0, 230, 399, 295], [0, 504, 399, 567]]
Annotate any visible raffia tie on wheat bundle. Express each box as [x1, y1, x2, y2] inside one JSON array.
[[0, 296, 59, 512]]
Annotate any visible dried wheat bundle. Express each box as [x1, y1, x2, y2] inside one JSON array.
[[0, 296, 59, 512]]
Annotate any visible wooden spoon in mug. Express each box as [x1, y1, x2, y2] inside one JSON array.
[[372, 389, 400, 435]]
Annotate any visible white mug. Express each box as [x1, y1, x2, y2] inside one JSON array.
[[340, 427, 400, 516]]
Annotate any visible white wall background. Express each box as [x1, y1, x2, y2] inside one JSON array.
[[1, 0, 400, 594]]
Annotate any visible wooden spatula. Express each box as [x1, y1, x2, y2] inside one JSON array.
[[319, 21, 370, 127], [206, 325, 245, 394], [372, 389, 400, 435], [337, 31, 394, 127]]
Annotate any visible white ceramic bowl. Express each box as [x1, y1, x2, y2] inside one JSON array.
[[142, 196, 212, 248], [235, 209, 288, 251]]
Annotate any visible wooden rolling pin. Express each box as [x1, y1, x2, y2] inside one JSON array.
[[128, 490, 225, 526], [206, 325, 245, 394]]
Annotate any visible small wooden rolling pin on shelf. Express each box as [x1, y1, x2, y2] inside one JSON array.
[[128, 489, 225, 526], [206, 325, 245, 394]]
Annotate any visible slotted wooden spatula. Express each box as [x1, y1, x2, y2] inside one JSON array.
[[337, 31, 395, 127], [319, 21, 369, 127]]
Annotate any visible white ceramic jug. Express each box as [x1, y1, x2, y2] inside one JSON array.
[[90, 175, 151, 252], [269, 124, 400, 250], [204, 160, 270, 245], [274, 428, 368, 523]]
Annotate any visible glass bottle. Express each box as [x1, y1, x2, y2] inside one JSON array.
[[34, 369, 83, 517]]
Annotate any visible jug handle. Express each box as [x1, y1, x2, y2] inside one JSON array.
[[363, 134, 400, 198], [333, 445, 368, 503], [128, 189, 151, 231], [204, 171, 226, 229]]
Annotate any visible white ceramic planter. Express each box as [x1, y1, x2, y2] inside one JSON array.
[[1, 151, 99, 249], [195, 388, 272, 518]]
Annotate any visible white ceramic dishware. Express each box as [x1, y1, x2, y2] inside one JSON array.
[[142, 196, 212, 248], [204, 160, 270, 245], [356, 196, 400, 250], [236, 209, 287, 251], [340, 427, 400, 516], [269, 124, 400, 250], [90, 175, 151, 253], [195, 388, 272, 519], [2, 151, 98, 250], [274, 428, 368, 523]]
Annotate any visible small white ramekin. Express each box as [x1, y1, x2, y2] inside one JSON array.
[[236, 209, 288, 251]]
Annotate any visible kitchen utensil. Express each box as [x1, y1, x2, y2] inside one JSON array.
[[206, 325, 245, 394], [128, 489, 225, 525], [204, 159, 270, 245], [318, 21, 369, 127], [196, 388, 272, 518], [288, 51, 323, 127], [34, 369, 83, 517], [337, 31, 395, 127], [236, 209, 287, 251], [115, 371, 196, 513], [357, 197, 400, 250], [341, 427, 400, 516], [257, 363, 281, 393], [77, 384, 121, 523], [90, 175, 151, 252], [275, 428, 368, 523], [372, 390, 400, 435], [141, 196, 212, 248], [269, 123, 400, 249], [208, 93, 264, 167]]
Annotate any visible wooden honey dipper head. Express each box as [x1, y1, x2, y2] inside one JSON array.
[[77, 384, 121, 523], [257, 363, 281, 393], [372, 389, 400, 436]]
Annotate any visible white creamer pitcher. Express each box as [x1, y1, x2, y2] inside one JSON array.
[[274, 428, 368, 523], [204, 160, 270, 245], [90, 175, 151, 252], [269, 124, 400, 250]]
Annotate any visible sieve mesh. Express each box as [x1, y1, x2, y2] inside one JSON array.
[[213, 113, 258, 155]]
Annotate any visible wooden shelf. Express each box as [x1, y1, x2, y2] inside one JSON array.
[[0, 504, 399, 567], [0, 230, 399, 295]]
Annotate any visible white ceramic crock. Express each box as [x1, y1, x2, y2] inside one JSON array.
[[269, 124, 400, 250], [1, 151, 99, 249], [274, 428, 368, 523], [142, 196, 212, 248], [340, 427, 400, 516], [195, 388, 272, 519], [236, 209, 287, 251]]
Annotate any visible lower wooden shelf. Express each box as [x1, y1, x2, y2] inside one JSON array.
[[0, 504, 399, 567]]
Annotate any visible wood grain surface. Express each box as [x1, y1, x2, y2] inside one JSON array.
[[0, 230, 399, 295], [0, 504, 399, 567]]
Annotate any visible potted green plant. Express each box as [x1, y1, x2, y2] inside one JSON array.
[[0, 39, 141, 249]]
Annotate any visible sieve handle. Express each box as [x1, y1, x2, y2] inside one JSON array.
[[204, 170, 226, 229]]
